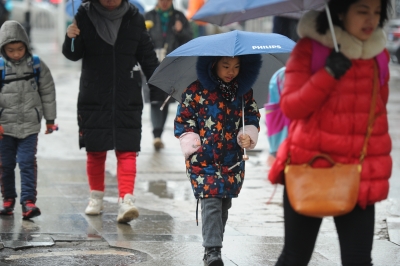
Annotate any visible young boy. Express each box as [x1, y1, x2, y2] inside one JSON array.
[[0, 21, 56, 219]]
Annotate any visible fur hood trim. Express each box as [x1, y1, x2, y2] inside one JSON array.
[[297, 10, 386, 59], [196, 54, 262, 97]]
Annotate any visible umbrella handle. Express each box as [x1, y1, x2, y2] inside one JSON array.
[[71, 38, 75, 52], [160, 95, 171, 111], [71, 0, 76, 52], [325, 4, 339, 52], [159, 87, 175, 111]]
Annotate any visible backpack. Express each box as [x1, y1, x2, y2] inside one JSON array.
[[264, 40, 389, 156], [0, 55, 41, 90]]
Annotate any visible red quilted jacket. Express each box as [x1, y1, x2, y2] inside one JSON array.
[[268, 37, 392, 209]]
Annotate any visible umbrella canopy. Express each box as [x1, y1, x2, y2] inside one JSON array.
[[148, 30, 296, 109], [65, 0, 145, 17], [192, 0, 325, 26]]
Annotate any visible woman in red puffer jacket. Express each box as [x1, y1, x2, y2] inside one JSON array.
[[268, 0, 392, 265]]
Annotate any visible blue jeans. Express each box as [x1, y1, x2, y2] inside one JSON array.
[[0, 134, 38, 204]]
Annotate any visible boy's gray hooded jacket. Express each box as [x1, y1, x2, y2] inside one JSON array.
[[0, 21, 56, 139]]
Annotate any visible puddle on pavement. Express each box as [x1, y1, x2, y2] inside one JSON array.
[[139, 180, 195, 202]]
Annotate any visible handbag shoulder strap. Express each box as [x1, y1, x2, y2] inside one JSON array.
[[359, 62, 379, 163]]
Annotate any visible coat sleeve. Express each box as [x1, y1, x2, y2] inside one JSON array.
[[281, 38, 338, 119], [380, 49, 390, 105], [135, 15, 161, 103], [174, 11, 193, 45], [62, 9, 85, 61], [38, 60, 56, 121], [174, 84, 199, 138], [243, 89, 260, 130]]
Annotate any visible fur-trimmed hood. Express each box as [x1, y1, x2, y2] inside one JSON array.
[[297, 10, 386, 59], [196, 54, 262, 97]]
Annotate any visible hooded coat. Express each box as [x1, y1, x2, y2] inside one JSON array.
[[0, 21, 56, 139], [62, 3, 159, 152], [268, 11, 392, 209], [174, 55, 261, 199]]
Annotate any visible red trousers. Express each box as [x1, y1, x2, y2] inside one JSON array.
[[86, 151, 137, 198]]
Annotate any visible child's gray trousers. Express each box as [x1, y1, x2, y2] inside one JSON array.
[[201, 197, 232, 248]]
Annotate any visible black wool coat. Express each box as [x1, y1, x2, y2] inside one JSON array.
[[62, 4, 159, 152]]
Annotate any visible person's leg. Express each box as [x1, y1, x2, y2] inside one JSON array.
[[221, 198, 232, 236], [275, 188, 323, 266], [202, 197, 224, 265], [0, 135, 18, 214], [18, 134, 41, 218], [0, 135, 18, 200], [18, 134, 38, 203], [85, 151, 107, 215], [334, 204, 375, 266], [151, 102, 169, 150], [116, 150, 139, 223], [115, 151, 137, 198], [202, 197, 223, 247], [86, 151, 107, 192]]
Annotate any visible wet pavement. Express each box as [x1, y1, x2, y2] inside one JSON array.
[[0, 29, 400, 265]]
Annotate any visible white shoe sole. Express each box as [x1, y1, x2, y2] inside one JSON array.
[[85, 206, 104, 215], [117, 207, 139, 223]]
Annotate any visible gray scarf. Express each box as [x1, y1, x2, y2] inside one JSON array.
[[83, 1, 129, 46]]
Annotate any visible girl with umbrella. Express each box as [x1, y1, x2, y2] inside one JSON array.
[[268, 0, 392, 265], [174, 54, 262, 265]]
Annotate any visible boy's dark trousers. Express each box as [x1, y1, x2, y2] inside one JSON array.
[[201, 197, 232, 248], [0, 134, 38, 204]]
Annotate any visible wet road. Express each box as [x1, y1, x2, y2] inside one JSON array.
[[0, 29, 399, 265]]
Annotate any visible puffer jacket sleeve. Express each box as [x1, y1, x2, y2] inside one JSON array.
[[173, 11, 192, 45], [380, 50, 390, 105], [174, 83, 199, 138], [281, 38, 338, 119], [243, 89, 260, 130], [38, 60, 56, 121]]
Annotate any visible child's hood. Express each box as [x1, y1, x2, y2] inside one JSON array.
[[196, 54, 262, 97], [0, 20, 31, 58]]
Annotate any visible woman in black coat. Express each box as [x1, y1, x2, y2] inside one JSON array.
[[62, 0, 159, 223]]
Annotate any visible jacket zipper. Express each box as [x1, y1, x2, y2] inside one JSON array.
[[34, 108, 40, 123], [112, 47, 116, 148], [220, 103, 228, 174]]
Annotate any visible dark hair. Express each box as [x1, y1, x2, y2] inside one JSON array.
[[316, 0, 392, 34]]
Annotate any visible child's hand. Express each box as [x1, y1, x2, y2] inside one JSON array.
[[67, 21, 80, 39], [267, 154, 276, 167], [45, 124, 59, 134], [192, 138, 201, 148], [174, 20, 183, 32], [239, 134, 251, 149]]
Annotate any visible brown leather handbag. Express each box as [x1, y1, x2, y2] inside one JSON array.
[[284, 63, 379, 218]]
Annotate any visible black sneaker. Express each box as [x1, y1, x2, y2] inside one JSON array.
[[22, 200, 41, 219], [203, 247, 224, 266], [0, 198, 16, 215]]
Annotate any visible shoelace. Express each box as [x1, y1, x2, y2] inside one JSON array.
[[88, 198, 100, 207]]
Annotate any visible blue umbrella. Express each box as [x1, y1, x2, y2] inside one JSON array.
[[66, 0, 145, 17], [148, 30, 296, 109], [192, 0, 325, 26], [192, 0, 339, 52]]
